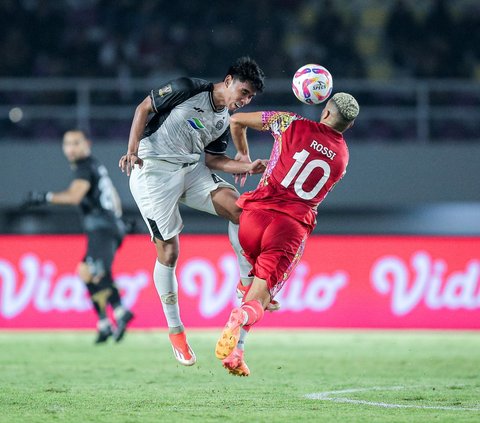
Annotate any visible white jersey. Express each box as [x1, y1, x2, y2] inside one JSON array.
[[137, 77, 230, 164]]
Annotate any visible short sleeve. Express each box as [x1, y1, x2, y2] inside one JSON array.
[[261, 111, 301, 133], [204, 129, 230, 155], [150, 77, 212, 114], [73, 161, 91, 182]]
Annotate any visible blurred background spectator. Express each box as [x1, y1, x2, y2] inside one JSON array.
[[0, 0, 478, 80], [1, 0, 479, 144]]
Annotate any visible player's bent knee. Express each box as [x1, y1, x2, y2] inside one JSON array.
[[227, 214, 240, 225], [78, 259, 106, 284], [211, 187, 241, 222], [229, 207, 241, 224], [155, 243, 179, 267], [77, 262, 93, 283], [158, 252, 178, 267], [216, 202, 242, 224]]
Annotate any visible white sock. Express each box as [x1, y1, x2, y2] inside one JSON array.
[[228, 222, 253, 286], [113, 306, 126, 320], [97, 318, 111, 331], [237, 327, 249, 351], [153, 260, 183, 329]]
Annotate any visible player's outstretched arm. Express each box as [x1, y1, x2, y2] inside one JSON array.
[[230, 112, 264, 186], [205, 153, 266, 176], [119, 96, 152, 176], [48, 179, 90, 205], [230, 112, 264, 134], [230, 112, 263, 157], [23, 179, 90, 208]]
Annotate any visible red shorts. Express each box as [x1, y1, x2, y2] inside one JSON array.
[[239, 208, 309, 297]]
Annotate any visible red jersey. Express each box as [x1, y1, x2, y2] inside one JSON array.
[[237, 111, 349, 230]]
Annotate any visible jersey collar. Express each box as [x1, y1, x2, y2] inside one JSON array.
[[320, 122, 344, 139], [209, 91, 226, 113]]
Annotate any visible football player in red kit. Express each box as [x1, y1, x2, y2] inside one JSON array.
[[215, 92, 360, 376]]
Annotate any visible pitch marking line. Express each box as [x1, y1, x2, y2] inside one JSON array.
[[305, 386, 480, 411]]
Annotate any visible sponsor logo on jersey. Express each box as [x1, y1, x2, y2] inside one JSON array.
[[187, 118, 205, 130], [215, 120, 224, 130], [158, 84, 172, 97], [194, 107, 204, 113]]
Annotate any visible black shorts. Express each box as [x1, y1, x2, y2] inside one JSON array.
[[83, 227, 124, 270]]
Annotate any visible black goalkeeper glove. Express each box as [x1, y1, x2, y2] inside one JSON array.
[[23, 191, 49, 208]]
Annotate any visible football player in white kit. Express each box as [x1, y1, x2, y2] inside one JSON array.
[[119, 57, 265, 366]]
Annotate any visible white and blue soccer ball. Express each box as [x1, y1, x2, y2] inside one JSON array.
[[292, 64, 333, 105]]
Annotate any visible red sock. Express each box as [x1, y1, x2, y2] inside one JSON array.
[[241, 283, 252, 298], [240, 300, 265, 326]]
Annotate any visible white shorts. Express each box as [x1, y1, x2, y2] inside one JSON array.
[[129, 158, 236, 240]]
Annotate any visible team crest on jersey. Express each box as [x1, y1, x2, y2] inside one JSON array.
[[215, 120, 224, 130], [158, 84, 172, 97]]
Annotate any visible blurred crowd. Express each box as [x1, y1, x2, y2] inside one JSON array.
[[1, 0, 479, 80], [1, 0, 479, 143], [385, 0, 480, 79]]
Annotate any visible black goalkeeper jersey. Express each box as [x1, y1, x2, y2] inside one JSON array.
[[72, 156, 123, 233]]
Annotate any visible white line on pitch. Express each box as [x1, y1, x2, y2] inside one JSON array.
[[304, 386, 480, 412]]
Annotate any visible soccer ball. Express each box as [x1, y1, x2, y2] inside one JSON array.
[[292, 64, 333, 105]]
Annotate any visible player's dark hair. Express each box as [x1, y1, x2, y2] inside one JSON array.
[[226, 56, 265, 93], [65, 128, 90, 139]]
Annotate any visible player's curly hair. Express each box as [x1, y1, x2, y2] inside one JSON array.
[[226, 56, 265, 93], [331, 93, 359, 121]]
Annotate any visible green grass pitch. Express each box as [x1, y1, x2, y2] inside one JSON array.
[[1, 330, 479, 422]]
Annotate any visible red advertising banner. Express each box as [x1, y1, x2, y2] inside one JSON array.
[[1, 234, 479, 329]]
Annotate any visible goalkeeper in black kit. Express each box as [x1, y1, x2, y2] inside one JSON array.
[[25, 130, 134, 343]]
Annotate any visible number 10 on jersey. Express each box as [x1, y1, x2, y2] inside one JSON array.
[[280, 149, 331, 200]]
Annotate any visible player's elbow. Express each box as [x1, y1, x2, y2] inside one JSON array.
[[66, 190, 86, 205], [230, 113, 244, 129], [70, 196, 84, 206]]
